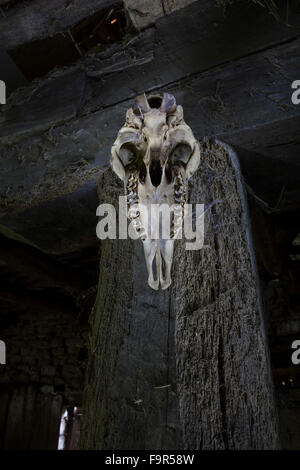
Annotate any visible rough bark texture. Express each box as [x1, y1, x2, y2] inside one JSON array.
[[172, 139, 279, 449], [79, 170, 181, 449], [79, 140, 280, 449]]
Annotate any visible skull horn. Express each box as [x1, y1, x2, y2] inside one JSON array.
[[160, 93, 176, 114], [135, 93, 151, 114]]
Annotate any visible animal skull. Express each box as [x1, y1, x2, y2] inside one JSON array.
[[111, 92, 200, 290]]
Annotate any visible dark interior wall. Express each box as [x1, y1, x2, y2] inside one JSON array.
[[0, 51, 27, 96], [0, 299, 88, 449], [248, 202, 300, 450], [0, 384, 63, 450], [0, 306, 87, 400]]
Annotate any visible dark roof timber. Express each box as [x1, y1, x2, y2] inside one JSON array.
[[0, 0, 121, 50], [0, 38, 299, 252], [1, 1, 300, 141], [0, 0, 300, 253], [1, 39, 299, 191]]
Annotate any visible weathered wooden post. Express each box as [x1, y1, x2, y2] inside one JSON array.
[[80, 170, 181, 449], [172, 139, 279, 449], [79, 96, 279, 449]]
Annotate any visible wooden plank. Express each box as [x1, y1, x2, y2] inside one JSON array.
[[1, 40, 299, 212], [0, 7, 299, 253], [47, 0, 300, 112], [0, 0, 120, 50], [124, 0, 198, 30], [166, 40, 300, 139], [124, 0, 165, 30], [0, 28, 154, 141], [2, 0, 300, 141], [0, 181, 101, 254], [50, 0, 300, 113], [0, 68, 86, 140]]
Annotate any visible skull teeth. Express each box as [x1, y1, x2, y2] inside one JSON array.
[[173, 204, 182, 215], [128, 206, 140, 218], [127, 193, 138, 204], [127, 173, 139, 192], [174, 216, 182, 225], [126, 171, 187, 242], [132, 219, 142, 229], [171, 192, 184, 238], [174, 172, 186, 209], [128, 199, 138, 206], [133, 218, 147, 240], [126, 173, 148, 240]]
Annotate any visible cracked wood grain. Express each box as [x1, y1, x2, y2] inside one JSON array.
[[172, 139, 280, 449]]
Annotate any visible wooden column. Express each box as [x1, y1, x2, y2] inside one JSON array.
[[79, 171, 181, 449], [172, 139, 279, 449], [80, 139, 280, 449]]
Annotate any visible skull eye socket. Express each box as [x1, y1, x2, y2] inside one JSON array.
[[165, 143, 193, 184], [119, 142, 147, 184], [169, 143, 193, 165], [118, 142, 139, 167]]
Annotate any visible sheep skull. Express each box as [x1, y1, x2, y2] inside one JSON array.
[[111, 93, 200, 290]]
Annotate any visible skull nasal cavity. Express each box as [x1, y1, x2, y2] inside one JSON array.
[[150, 160, 162, 187]]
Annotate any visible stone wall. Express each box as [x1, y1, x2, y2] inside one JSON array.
[[0, 303, 88, 449]]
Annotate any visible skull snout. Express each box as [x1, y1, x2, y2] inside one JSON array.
[[143, 240, 173, 291]]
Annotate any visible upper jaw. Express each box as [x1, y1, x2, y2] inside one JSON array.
[[126, 164, 185, 291]]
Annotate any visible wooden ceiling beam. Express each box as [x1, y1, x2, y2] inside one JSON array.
[[0, 0, 120, 50]]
